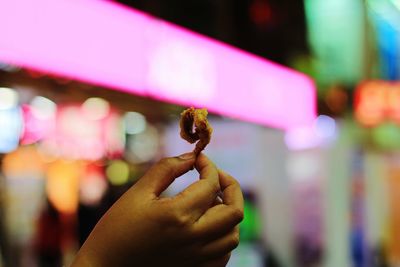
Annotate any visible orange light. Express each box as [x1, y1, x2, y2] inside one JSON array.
[[46, 160, 81, 214], [2, 146, 45, 178], [354, 81, 400, 126], [388, 84, 400, 124]]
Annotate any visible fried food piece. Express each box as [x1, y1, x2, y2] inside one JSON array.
[[180, 107, 213, 155]]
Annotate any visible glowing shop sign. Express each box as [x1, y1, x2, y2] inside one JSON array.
[[354, 81, 400, 126], [305, 0, 365, 85], [0, 0, 316, 130]]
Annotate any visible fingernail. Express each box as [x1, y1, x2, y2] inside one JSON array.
[[178, 152, 195, 160]]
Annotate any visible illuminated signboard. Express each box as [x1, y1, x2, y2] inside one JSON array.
[[0, 0, 316, 130], [367, 0, 400, 80], [354, 80, 400, 126], [305, 0, 366, 86]]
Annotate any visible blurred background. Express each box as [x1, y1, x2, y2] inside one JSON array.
[[0, 0, 399, 266]]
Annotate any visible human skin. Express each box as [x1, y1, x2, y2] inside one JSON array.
[[71, 153, 244, 267]]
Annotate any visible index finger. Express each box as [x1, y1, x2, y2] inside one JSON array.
[[173, 153, 221, 220]]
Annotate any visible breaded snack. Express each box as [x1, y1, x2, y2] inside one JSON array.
[[180, 107, 213, 155]]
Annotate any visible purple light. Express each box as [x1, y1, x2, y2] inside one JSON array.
[[284, 115, 338, 150], [0, 0, 316, 130]]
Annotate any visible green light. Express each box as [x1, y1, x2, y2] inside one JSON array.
[[371, 123, 400, 150], [240, 200, 262, 242], [304, 0, 366, 87], [106, 160, 130, 186], [390, 0, 400, 10]]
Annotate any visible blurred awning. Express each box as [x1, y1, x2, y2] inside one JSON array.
[[0, 0, 316, 130]]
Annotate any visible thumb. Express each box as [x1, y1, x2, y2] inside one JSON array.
[[139, 152, 196, 197]]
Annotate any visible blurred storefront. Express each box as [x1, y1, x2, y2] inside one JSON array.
[[0, 1, 317, 267], [0, 69, 177, 267], [0, 54, 316, 267], [2, 0, 400, 267]]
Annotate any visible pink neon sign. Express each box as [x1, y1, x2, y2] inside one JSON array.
[[0, 0, 316, 130]]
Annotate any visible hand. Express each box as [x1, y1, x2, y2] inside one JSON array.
[[71, 153, 244, 267]]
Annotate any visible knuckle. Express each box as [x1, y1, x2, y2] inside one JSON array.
[[156, 158, 175, 174], [169, 209, 191, 227], [229, 207, 244, 223], [176, 213, 191, 227], [158, 158, 173, 169], [159, 200, 192, 228], [210, 181, 220, 194]]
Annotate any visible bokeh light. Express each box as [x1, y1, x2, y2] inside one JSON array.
[[314, 115, 336, 141], [0, 104, 23, 153], [285, 115, 337, 150], [55, 106, 104, 160], [2, 146, 45, 178], [124, 111, 147, 135], [46, 160, 80, 214], [106, 160, 130, 186], [287, 153, 320, 183], [21, 96, 57, 145], [81, 97, 110, 120], [30, 96, 57, 120], [126, 125, 160, 163], [0, 87, 18, 110], [80, 165, 108, 206]]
